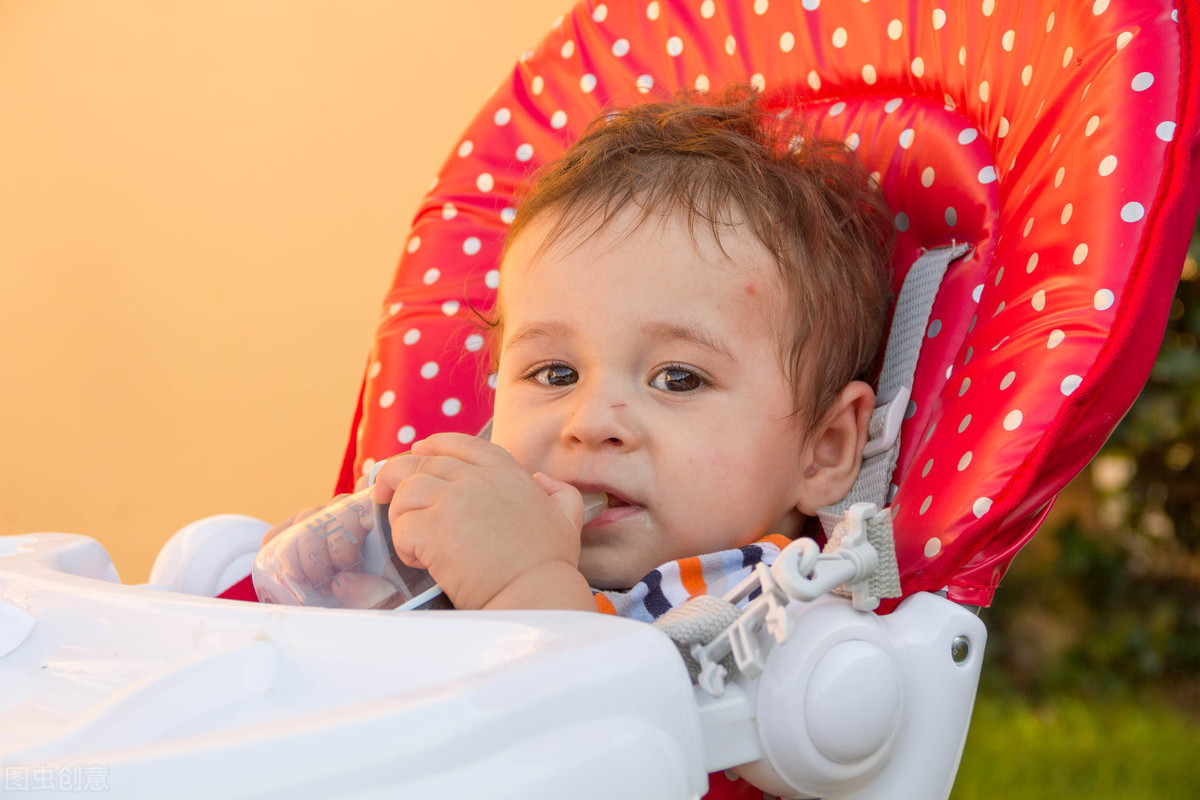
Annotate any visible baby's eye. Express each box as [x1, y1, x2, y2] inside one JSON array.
[[529, 363, 578, 387], [650, 366, 706, 393]]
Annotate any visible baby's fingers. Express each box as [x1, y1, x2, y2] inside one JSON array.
[[330, 571, 399, 609]]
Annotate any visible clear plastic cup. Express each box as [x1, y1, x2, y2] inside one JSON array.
[[251, 476, 607, 611]]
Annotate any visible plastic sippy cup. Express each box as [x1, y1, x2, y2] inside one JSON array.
[[252, 469, 608, 611]]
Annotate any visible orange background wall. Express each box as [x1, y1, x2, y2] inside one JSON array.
[[0, 0, 570, 582]]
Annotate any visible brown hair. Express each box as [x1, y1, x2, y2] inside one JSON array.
[[498, 86, 894, 433]]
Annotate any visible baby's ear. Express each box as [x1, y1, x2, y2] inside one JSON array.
[[795, 381, 875, 514]]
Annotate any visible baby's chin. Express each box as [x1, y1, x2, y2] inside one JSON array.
[[578, 553, 649, 592]]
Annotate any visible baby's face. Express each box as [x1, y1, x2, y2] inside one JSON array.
[[490, 207, 813, 589]]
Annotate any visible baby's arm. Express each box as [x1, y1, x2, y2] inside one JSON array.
[[369, 433, 595, 612]]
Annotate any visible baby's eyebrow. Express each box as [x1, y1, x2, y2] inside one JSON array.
[[503, 321, 572, 353], [644, 322, 736, 362]]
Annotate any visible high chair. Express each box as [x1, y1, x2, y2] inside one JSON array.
[[3, 1, 1197, 798]]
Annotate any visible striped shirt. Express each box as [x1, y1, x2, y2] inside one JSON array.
[[592, 533, 792, 622]]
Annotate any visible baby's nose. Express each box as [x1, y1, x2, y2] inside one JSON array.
[[561, 388, 639, 450]]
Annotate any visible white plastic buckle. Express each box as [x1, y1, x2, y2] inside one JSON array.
[[690, 504, 887, 697], [862, 386, 910, 459]]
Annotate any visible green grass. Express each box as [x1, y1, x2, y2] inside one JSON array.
[[950, 689, 1200, 799]]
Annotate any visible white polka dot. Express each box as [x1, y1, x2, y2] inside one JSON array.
[[1024, 218, 1034, 237], [832, 27, 847, 48], [959, 377, 971, 397], [978, 166, 997, 184], [829, 101, 846, 117], [701, 0, 715, 18], [1063, 46, 1074, 68], [1093, 0, 1110, 13], [379, 390, 396, 409], [636, 75, 654, 93], [958, 452, 973, 471], [999, 116, 1010, 137], [922, 458, 934, 477], [972, 284, 983, 303], [803, 0, 819, 8], [1157, 121, 1176, 141], [647, 1, 661, 20], [500, 207, 516, 224], [725, 35, 736, 55], [983, 0, 996, 15], [1047, 329, 1065, 349], [899, 129, 915, 149], [920, 495, 933, 515], [1003, 410, 1023, 430], [958, 128, 979, 145], [487, 373, 497, 390], [888, 19, 903, 39], [979, 81, 990, 102], [420, 361, 439, 380], [921, 166, 935, 187], [593, 3, 608, 22], [403, 328, 421, 345], [754, 0, 769, 13], [441, 202, 457, 220], [845, 132, 860, 150], [360, 457, 374, 476], [894, 212, 910, 231], [1061, 375, 1082, 395], [477, 173, 495, 192], [580, 73, 597, 93], [457, 140, 474, 158], [862, 64, 879, 85], [1054, 167, 1066, 187], [932, 8, 946, 29], [906, 400, 918, 420], [561, 40, 575, 59], [1094, 289, 1115, 310], [551, 110, 568, 129], [613, 38, 630, 57], [884, 98, 903, 113], [807, 71, 821, 91], [1002, 30, 1015, 51], [1085, 115, 1100, 136], [667, 36, 684, 56], [958, 414, 972, 433], [927, 319, 942, 338], [1131, 72, 1154, 91], [1061, 203, 1073, 224], [1022, 65, 1033, 86], [1000, 371, 1016, 389], [780, 32, 795, 52], [463, 236, 482, 256], [1050, 134, 1062, 153], [1098, 155, 1118, 176], [1032, 289, 1046, 311], [464, 333, 484, 352], [750, 73, 766, 92], [1046, 11, 1055, 31], [695, 74, 710, 92], [368, 360, 382, 379], [442, 398, 462, 417], [1116, 31, 1133, 50], [398, 425, 416, 445], [531, 75, 544, 95], [516, 143, 534, 162], [493, 107, 512, 127], [406, 236, 421, 254], [423, 268, 440, 285], [972, 497, 993, 518], [911, 56, 925, 77], [924, 537, 941, 557], [1121, 202, 1145, 222], [945, 207, 958, 226], [1026, 252, 1039, 273], [1073, 243, 1089, 264], [485, 269, 500, 289]]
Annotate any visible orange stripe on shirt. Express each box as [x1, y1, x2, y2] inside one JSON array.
[[593, 592, 616, 615], [679, 556, 707, 598]]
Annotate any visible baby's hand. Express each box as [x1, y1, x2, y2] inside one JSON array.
[[370, 433, 592, 610]]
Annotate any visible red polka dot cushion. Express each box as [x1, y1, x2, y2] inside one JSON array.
[[337, 0, 1200, 609]]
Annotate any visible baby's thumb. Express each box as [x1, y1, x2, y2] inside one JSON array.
[[532, 472, 585, 528], [331, 571, 400, 609]]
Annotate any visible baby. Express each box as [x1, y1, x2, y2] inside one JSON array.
[[276, 87, 894, 617]]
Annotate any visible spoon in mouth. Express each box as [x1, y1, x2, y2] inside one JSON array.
[[581, 491, 609, 524]]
